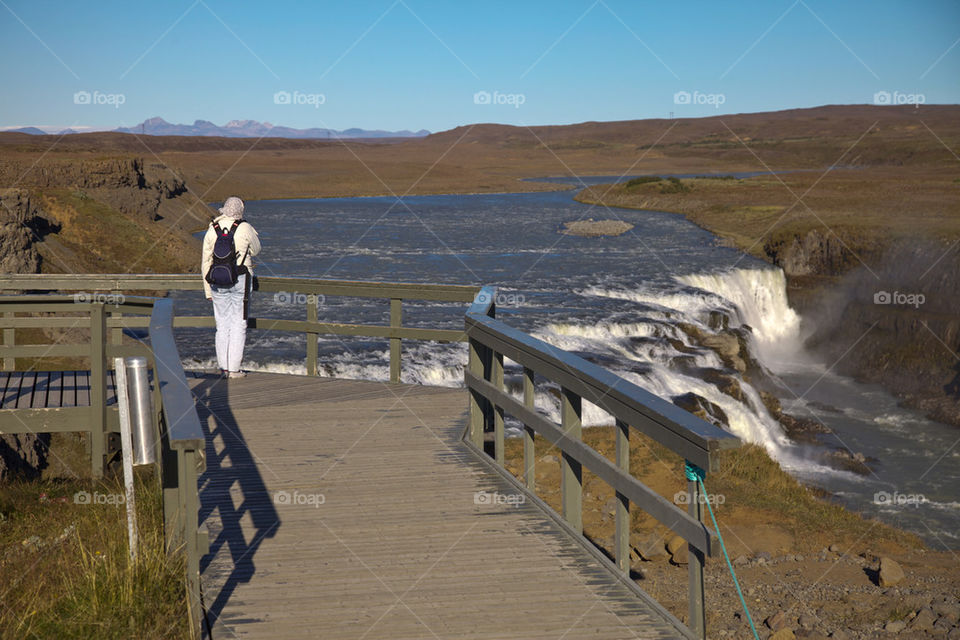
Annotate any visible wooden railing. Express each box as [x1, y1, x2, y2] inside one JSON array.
[[0, 295, 207, 637], [463, 286, 742, 640], [0, 274, 480, 382]]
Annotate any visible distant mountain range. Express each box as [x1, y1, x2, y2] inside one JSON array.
[[6, 117, 430, 139]]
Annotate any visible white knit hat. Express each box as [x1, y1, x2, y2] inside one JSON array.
[[219, 196, 244, 220]]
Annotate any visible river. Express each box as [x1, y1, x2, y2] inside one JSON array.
[[169, 175, 959, 548]]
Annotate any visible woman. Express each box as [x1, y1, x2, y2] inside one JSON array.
[[201, 196, 261, 378]]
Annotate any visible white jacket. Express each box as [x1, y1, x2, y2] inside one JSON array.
[[201, 215, 261, 298]]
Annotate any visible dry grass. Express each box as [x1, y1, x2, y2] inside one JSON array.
[[0, 470, 189, 639]]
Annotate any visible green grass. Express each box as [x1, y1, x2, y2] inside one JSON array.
[[0, 471, 189, 639], [624, 175, 662, 188]]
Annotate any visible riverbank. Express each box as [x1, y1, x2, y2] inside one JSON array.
[[574, 167, 960, 429]]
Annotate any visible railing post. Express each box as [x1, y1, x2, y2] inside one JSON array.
[[181, 448, 203, 639], [688, 469, 707, 639], [389, 298, 402, 383], [560, 386, 582, 534], [615, 418, 630, 574], [493, 350, 504, 465], [89, 303, 107, 479], [306, 295, 318, 377], [522, 366, 535, 490], [3, 311, 14, 371], [111, 310, 123, 346], [467, 338, 484, 449]]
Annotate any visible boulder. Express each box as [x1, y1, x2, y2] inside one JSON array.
[[666, 535, 688, 565], [633, 532, 667, 562], [908, 607, 937, 632], [765, 610, 787, 631], [878, 557, 905, 587]]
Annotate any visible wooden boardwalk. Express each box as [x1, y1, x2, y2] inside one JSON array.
[[189, 372, 688, 640]]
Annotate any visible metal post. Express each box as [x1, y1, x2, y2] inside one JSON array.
[[522, 366, 535, 490], [688, 474, 706, 639], [560, 386, 582, 534], [615, 419, 631, 573], [389, 298, 402, 383], [493, 350, 504, 465], [89, 303, 107, 479], [306, 295, 318, 377], [126, 357, 157, 465], [114, 357, 139, 561]]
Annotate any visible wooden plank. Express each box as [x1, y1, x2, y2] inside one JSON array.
[[15, 372, 36, 409], [62, 371, 78, 407], [0, 372, 12, 409], [48, 371, 63, 409], [0, 407, 91, 432], [76, 371, 90, 407], [31, 371, 51, 409]]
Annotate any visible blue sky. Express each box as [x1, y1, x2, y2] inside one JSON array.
[[1, 0, 957, 132]]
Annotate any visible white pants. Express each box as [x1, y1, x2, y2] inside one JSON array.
[[211, 274, 247, 372]]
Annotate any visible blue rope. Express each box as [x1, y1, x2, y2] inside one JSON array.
[[684, 461, 760, 640]]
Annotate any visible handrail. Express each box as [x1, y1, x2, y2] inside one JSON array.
[[463, 286, 741, 640], [0, 274, 480, 382], [148, 297, 207, 637]]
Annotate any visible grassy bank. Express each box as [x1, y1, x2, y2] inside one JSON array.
[[0, 469, 189, 639]]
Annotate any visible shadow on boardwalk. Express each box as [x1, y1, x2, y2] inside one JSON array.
[[192, 375, 280, 636]]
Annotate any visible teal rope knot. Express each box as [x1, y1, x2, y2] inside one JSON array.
[[684, 460, 705, 482]]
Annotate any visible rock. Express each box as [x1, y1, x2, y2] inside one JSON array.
[[560, 218, 634, 237], [769, 629, 795, 640], [733, 554, 749, 566], [878, 557, 905, 587], [755, 551, 772, 562], [633, 532, 667, 562], [828, 543, 842, 553], [933, 616, 953, 632], [666, 535, 688, 565], [933, 600, 960, 623], [539, 454, 559, 464], [799, 612, 818, 629], [765, 611, 788, 631], [908, 607, 937, 632], [672, 392, 729, 428], [884, 620, 906, 633], [828, 630, 849, 639]]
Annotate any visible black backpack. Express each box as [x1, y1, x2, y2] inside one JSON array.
[[205, 220, 248, 287]]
